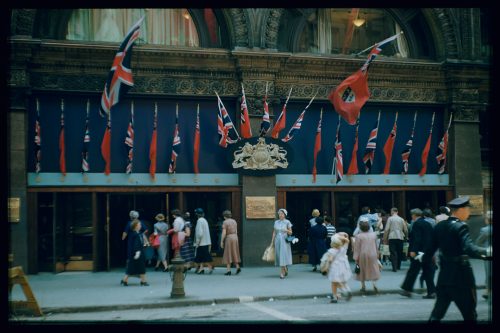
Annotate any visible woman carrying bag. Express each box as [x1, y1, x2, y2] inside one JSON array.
[[271, 209, 293, 279]]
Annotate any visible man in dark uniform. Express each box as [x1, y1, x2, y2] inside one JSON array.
[[400, 208, 436, 298], [424, 196, 492, 323]]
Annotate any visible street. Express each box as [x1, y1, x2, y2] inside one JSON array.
[[11, 290, 492, 323]]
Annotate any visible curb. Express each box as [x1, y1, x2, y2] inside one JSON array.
[[38, 286, 487, 315]]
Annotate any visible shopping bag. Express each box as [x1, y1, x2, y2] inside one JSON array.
[[262, 244, 275, 262], [381, 244, 390, 256]]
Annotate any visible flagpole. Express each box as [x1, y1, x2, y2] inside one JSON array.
[[446, 112, 453, 131], [285, 86, 293, 106], [429, 112, 435, 133], [355, 31, 404, 56]]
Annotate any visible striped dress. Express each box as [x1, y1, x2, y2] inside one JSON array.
[[180, 221, 195, 263], [325, 223, 336, 247]]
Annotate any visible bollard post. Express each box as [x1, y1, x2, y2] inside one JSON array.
[[170, 252, 186, 298]]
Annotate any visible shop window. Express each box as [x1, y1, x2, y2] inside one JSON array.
[[66, 8, 200, 47], [296, 8, 409, 57]]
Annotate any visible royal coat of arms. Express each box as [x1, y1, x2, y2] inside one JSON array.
[[232, 137, 288, 170]]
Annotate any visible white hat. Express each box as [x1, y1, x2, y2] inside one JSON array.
[[278, 209, 288, 217], [129, 210, 139, 219]]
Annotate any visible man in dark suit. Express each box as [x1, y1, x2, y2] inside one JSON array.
[[399, 208, 436, 298], [425, 196, 491, 323]]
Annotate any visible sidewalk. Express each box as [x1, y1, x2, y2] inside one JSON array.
[[9, 259, 486, 314]]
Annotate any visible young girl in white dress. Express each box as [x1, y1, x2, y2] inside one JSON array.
[[325, 232, 352, 303]]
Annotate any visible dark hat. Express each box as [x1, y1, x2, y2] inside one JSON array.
[[447, 196, 470, 208], [194, 208, 204, 215]]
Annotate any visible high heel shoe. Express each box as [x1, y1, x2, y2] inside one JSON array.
[[235, 268, 241, 275], [120, 280, 128, 286], [280, 274, 284, 279], [224, 271, 231, 276], [140, 281, 150, 286]]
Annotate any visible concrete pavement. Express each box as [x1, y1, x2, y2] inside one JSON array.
[[9, 259, 487, 315]]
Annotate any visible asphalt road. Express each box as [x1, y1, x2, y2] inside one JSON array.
[[11, 290, 492, 323]]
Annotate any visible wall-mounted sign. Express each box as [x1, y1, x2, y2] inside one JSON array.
[[8, 197, 20, 223], [460, 194, 483, 215], [245, 196, 276, 219]]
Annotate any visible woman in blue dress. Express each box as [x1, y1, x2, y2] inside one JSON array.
[[271, 208, 293, 279]]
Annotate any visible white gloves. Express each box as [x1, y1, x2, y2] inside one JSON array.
[[414, 252, 424, 262], [292, 238, 299, 244], [134, 251, 140, 260]]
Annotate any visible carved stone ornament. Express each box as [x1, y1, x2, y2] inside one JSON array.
[[232, 137, 288, 170]]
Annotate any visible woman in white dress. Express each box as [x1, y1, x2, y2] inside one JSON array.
[[271, 209, 293, 279], [326, 232, 352, 303]]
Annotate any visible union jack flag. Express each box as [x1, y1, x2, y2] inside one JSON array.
[[362, 115, 380, 174], [333, 118, 343, 183], [281, 92, 315, 142], [282, 110, 305, 143], [124, 104, 134, 174], [436, 114, 452, 174], [34, 99, 41, 173], [260, 85, 271, 137], [216, 92, 239, 147], [99, 16, 144, 117], [168, 108, 181, 174], [401, 135, 413, 175], [81, 101, 90, 173], [402, 112, 417, 174]]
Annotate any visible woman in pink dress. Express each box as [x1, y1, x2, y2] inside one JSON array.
[[220, 210, 241, 276], [353, 218, 381, 294]]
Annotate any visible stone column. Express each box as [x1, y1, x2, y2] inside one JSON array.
[[241, 175, 277, 266]]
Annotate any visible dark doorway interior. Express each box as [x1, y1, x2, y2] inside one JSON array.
[[108, 193, 166, 269], [286, 191, 328, 255], [184, 192, 231, 256]]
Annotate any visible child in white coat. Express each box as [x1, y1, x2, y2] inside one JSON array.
[[321, 232, 352, 303]]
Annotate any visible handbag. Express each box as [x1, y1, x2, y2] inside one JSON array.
[[149, 234, 160, 249], [262, 243, 275, 262], [354, 264, 361, 274], [285, 235, 297, 243]]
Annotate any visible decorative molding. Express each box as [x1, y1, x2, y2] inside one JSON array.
[[433, 8, 459, 59], [265, 9, 283, 49], [229, 8, 249, 48], [451, 105, 480, 122], [11, 9, 36, 36]]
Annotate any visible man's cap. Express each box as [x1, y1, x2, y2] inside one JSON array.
[[410, 208, 423, 216], [194, 208, 204, 215], [447, 196, 471, 208]]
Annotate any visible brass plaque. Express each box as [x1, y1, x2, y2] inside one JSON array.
[[245, 196, 276, 219], [8, 197, 20, 223], [460, 194, 483, 215]]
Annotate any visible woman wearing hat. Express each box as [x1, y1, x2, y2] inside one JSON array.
[[194, 208, 214, 274], [271, 208, 293, 279], [153, 213, 170, 272]]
